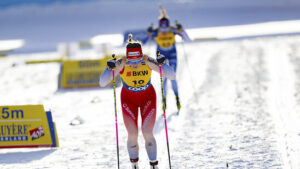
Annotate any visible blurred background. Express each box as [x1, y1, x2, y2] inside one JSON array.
[[1, 0, 300, 54]]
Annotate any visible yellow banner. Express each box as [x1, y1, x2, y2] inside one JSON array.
[[59, 57, 110, 89], [0, 105, 59, 148]]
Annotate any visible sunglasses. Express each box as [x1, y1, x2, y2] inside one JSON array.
[[127, 58, 142, 64]]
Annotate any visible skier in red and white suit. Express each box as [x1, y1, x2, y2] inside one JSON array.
[[99, 35, 175, 169]]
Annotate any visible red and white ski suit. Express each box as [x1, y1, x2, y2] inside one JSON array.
[[99, 54, 175, 161]]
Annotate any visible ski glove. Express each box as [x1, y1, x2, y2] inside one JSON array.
[[147, 25, 153, 34], [157, 53, 166, 65], [176, 21, 183, 33], [176, 23, 182, 30], [107, 59, 116, 69]]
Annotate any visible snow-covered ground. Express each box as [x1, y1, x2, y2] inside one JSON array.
[[1, 34, 300, 168]]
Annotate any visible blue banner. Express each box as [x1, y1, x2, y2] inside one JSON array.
[[123, 29, 149, 45]]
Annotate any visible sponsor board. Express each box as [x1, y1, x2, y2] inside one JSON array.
[[58, 56, 121, 89], [0, 105, 59, 148], [58, 57, 108, 89]]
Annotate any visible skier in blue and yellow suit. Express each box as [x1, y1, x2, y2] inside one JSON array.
[[147, 6, 190, 111]]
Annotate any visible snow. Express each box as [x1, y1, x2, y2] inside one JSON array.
[[1, 34, 300, 168], [186, 20, 300, 41], [0, 39, 24, 51], [90, 34, 124, 47], [1, 0, 300, 169]]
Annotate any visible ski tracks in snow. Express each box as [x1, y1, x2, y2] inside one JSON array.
[[168, 38, 300, 168], [268, 37, 300, 169], [1, 36, 300, 169]]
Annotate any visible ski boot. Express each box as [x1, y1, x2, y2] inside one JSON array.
[[150, 160, 159, 169], [130, 158, 139, 169], [176, 95, 181, 114]]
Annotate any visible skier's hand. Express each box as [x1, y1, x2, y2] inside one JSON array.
[[107, 59, 116, 69], [175, 20, 183, 33], [156, 51, 166, 65], [147, 26, 153, 33], [147, 24, 153, 34]]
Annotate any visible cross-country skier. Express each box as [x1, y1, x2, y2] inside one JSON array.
[[147, 5, 190, 112], [99, 34, 175, 169]]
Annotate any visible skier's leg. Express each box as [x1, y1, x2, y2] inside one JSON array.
[[169, 57, 181, 111], [121, 89, 139, 160], [169, 58, 179, 96], [141, 86, 157, 161], [163, 76, 167, 97]]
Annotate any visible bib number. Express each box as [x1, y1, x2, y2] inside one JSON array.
[[132, 80, 145, 86]]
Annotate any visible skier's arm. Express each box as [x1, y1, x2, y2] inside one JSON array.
[[174, 21, 192, 42], [146, 55, 176, 80], [147, 24, 154, 35], [147, 25, 158, 43], [99, 58, 124, 87]]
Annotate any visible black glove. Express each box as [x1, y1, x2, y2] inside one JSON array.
[[175, 20, 182, 32], [107, 59, 116, 69], [176, 23, 182, 30], [147, 24, 153, 33], [156, 51, 166, 65]]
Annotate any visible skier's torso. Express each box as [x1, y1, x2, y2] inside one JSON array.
[[120, 55, 152, 92], [154, 27, 177, 59], [155, 30, 175, 49]]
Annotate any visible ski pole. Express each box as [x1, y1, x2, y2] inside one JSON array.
[[157, 51, 172, 169], [112, 54, 120, 169], [181, 40, 198, 103], [176, 20, 198, 103]]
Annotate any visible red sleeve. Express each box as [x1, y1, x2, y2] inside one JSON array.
[[120, 66, 125, 74]]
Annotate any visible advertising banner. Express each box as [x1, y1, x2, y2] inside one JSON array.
[[59, 58, 108, 89], [0, 105, 59, 148], [58, 56, 121, 89]]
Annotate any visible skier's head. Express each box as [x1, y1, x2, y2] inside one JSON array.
[[126, 34, 143, 62], [158, 4, 169, 28], [159, 17, 169, 28]]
